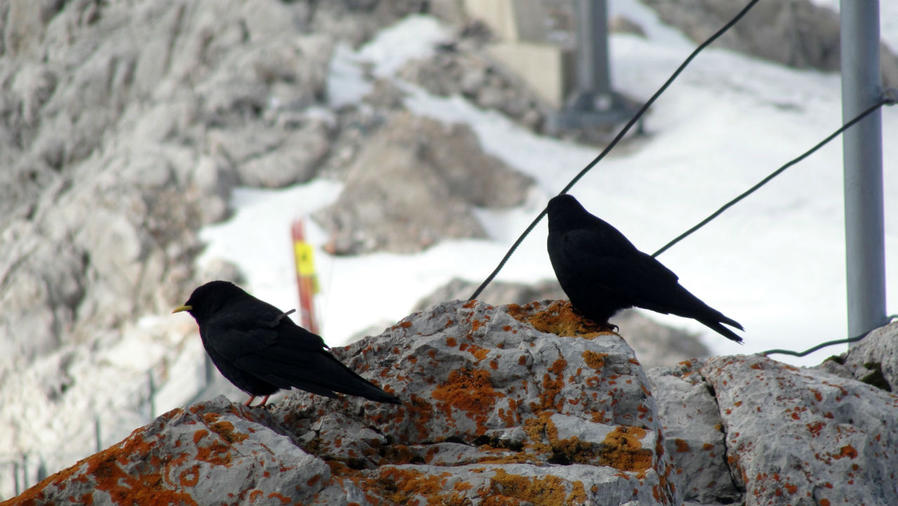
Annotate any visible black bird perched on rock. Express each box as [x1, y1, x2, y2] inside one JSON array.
[[173, 280, 400, 406], [546, 194, 744, 343]]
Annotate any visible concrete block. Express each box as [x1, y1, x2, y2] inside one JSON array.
[[463, 0, 547, 42], [487, 41, 575, 108]]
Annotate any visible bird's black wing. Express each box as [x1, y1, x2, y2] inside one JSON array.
[[557, 228, 679, 291], [206, 312, 398, 404], [563, 229, 743, 341]]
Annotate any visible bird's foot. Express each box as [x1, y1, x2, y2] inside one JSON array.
[[590, 321, 619, 333], [244, 395, 271, 407]]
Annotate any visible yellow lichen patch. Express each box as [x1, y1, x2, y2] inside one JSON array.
[[599, 426, 652, 473], [506, 300, 614, 339], [519, 412, 599, 466], [582, 351, 607, 371], [486, 469, 587, 505], [432, 369, 504, 435], [377, 467, 455, 505], [521, 413, 555, 457]]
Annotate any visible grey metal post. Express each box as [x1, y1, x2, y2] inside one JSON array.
[[840, 0, 887, 337], [205, 354, 214, 386], [148, 369, 156, 420], [94, 416, 102, 454], [21, 454, 27, 491], [14, 461, 20, 495], [573, 0, 611, 106], [554, 0, 635, 131]]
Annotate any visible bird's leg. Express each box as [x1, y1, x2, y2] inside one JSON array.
[[258, 395, 271, 407], [244, 396, 257, 406]]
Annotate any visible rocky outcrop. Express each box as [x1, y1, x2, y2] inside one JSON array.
[[414, 278, 711, 368], [0, 0, 434, 363], [821, 321, 898, 392], [14, 303, 898, 504], [14, 300, 677, 504], [314, 112, 534, 255], [639, 0, 898, 87]]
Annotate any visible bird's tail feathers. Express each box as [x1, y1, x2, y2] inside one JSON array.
[[699, 318, 743, 344], [257, 350, 400, 404]]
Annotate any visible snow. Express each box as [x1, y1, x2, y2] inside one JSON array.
[[199, 8, 898, 366]]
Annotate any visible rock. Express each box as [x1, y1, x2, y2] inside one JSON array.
[[640, 0, 898, 87], [702, 353, 898, 505], [818, 321, 898, 392], [413, 277, 711, 368], [13, 302, 898, 504], [609, 15, 647, 38], [399, 44, 551, 134], [18, 300, 679, 504], [230, 121, 332, 188], [13, 397, 332, 505], [0, 0, 347, 364], [648, 361, 740, 503], [314, 112, 533, 254]]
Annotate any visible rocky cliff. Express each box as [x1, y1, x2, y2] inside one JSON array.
[[11, 301, 898, 505]]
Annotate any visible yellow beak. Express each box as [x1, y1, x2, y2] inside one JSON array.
[[172, 305, 193, 314]]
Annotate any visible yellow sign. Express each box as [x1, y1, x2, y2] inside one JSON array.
[[294, 241, 316, 277]]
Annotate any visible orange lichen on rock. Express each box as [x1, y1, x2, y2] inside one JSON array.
[[486, 469, 587, 505], [506, 300, 614, 339], [432, 369, 504, 435], [464, 344, 490, 362], [13, 424, 199, 506], [582, 351, 607, 371], [377, 467, 453, 505], [532, 357, 568, 412], [833, 445, 858, 459], [599, 426, 652, 473], [203, 415, 249, 445]]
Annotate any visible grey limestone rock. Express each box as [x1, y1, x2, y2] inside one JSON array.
[[314, 112, 534, 255], [13, 302, 898, 504], [640, 0, 898, 87], [702, 353, 898, 505], [414, 277, 712, 368], [18, 300, 679, 504]]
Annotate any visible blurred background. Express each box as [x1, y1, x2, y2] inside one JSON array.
[[1, 0, 896, 497]]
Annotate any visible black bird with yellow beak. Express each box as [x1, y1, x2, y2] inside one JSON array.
[[174, 280, 400, 406]]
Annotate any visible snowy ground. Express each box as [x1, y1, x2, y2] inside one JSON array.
[[200, 6, 898, 367], [5, 2, 898, 497]]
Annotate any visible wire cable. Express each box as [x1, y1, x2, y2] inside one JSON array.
[[761, 314, 898, 358], [651, 97, 893, 257], [468, 0, 761, 300]]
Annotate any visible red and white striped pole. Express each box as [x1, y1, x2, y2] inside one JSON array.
[[291, 219, 319, 334]]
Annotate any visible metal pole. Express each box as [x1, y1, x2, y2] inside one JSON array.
[[147, 370, 156, 420], [94, 416, 102, 454], [570, 0, 612, 110], [840, 0, 887, 337], [204, 354, 214, 386]]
